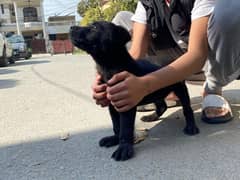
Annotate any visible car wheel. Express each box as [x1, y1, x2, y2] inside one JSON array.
[[0, 47, 8, 67], [9, 57, 15, 64], [25, 52, 32, 60]]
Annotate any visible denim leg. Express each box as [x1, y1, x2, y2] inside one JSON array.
[[205, 0, 240, 94]]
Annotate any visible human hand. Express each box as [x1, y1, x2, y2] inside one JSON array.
[[107, 71, 148, 112], [92, 74, 110, 107]]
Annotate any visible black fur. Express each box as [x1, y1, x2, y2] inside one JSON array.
[[70, 21, 199, 161]]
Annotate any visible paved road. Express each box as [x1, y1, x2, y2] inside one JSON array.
[[0, 54, 240, 180]]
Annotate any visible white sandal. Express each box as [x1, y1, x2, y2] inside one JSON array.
[[201, 94, 233, 124]]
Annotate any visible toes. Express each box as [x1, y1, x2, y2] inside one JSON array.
[[111, 143, 134, 161], [99, 135, 119, 147], [122, 146, 134, 161], [184, 126, 200, 135], [204, 107, 229, 118], [111, 148, 121, 161]]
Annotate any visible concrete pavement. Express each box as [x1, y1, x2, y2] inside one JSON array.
[[0, 54, 240, 180]]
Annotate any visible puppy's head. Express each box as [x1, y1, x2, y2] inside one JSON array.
[[70, 21, 131, 56]]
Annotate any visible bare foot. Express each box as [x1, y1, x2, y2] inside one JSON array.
[[165, 92, 179, 101], [204, 107, 229, 118], [202, 91, 229, 118]]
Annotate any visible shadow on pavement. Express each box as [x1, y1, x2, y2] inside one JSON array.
[[146, 105, 240, 139], [0, 79, 19, 89], [1, 103, 240, 179], [0, 69, 19, 75]]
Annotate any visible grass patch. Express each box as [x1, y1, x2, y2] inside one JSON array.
[[73, 48, 87, 55]]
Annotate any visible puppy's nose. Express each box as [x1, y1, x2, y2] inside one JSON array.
[[70, 26, 78, 32], [69, 26, 76, 34]]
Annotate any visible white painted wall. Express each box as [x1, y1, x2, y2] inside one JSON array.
[[0, 3, 42, 23], [0, 4, 11, 23], [0, 2, 44, 33]]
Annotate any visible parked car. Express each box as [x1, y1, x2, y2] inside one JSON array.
[[0, 33, 14, 67], [7, 34, 32, 60]]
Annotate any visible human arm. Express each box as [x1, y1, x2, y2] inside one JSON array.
[[128, 21, 150, 59], [107, 16, 210, 112]]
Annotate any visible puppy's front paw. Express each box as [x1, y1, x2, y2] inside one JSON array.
[[111, 143, 134, 161], [99, 135, 119, 147], [183, 125, 200, 135]]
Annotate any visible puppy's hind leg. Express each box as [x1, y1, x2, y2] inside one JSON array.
[[99, 105, 120, 147], [112, 108, 136, 161], [173, 83, 199, 135], [140, 100, 167, 122]]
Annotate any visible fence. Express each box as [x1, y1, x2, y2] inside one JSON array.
[[51, 40, 73, 54], [27, 39, 46, 54], [25, 39, 73, 54]]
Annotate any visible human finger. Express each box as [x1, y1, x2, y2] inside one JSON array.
[[111, 99, 128, 109], [107, 88, 128, 102], [114, 104, 133, 112], [93, 91, 107, 100], [92, 83, 107, 93], [97, 99, 110, 107], [107, 71, 130, 86]]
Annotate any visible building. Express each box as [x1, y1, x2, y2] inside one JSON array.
[[0, 0, 77, 54], [0, 0, 46, 40], [47, 15, 76, 54], [47, 15, 76, 41]]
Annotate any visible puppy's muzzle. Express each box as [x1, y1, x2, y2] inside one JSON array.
[[69, 26, 79, 37], [69, 26, 83, 46]]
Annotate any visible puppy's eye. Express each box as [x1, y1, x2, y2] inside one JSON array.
[[91, 25, 97, 30]]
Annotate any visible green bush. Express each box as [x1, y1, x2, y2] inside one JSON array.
[[78, 0, 137, 26], [80, 7, 103, 26]]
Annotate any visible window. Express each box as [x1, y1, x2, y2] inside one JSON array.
[[9, 4, 15, 16], [1, 4, 4, 14], [23, 7, 38, 22]]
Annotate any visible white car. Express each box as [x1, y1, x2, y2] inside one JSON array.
[[0, 33, 14, 67]]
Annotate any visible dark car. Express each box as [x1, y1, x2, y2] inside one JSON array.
[[7, 35, 32, 60]]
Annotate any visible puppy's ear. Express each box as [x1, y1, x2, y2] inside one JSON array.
[[116, 25, 131, 45]]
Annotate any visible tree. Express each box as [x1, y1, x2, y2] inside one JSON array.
[[77, 0, 100, 17], [78, 0, 137, 25], [80, 6, 103, 26]]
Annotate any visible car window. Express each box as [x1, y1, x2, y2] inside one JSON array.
[[7, 35, 25, 43]]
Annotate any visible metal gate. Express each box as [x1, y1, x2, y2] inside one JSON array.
[[28, 39, 46, 54], [51, 40, 73, 54]]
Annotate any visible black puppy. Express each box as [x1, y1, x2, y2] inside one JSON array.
[[70, 21, 199, 161]]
